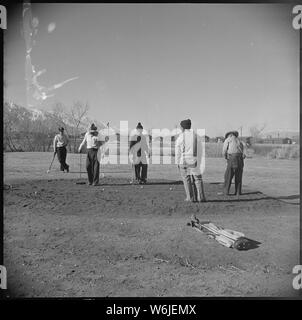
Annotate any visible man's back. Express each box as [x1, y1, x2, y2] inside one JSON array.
[[176, 129, 197, 166], [223, 135, 244, 155]]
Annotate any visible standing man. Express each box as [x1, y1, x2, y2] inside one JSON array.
[[129, 122, 150, 184], [78, 123, 101, 186], [53, 127, 69, 172], [222, 131, 246, 196], [175, 119, 206, 202]]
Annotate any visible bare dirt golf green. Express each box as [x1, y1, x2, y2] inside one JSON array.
[[3, 152, 300, 297]]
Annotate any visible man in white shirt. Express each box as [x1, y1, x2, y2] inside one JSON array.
[[78, 123, 102, 186], [175, 119, 206, 202], [53, 127, 69, 172], [222, 131, 246, 196]]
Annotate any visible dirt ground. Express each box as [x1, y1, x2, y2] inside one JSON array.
[[3, 152, 300, 297]]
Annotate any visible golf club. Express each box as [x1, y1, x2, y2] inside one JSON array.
[[80, 151, 82, 179], [46, 151, 56, 173], [99, 152, 105, 178], [76, 151, 86, 184], [100, 163, 105, 178], [190, 175, 197, 202]]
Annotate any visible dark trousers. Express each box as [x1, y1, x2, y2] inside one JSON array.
[[86, 148, 100, 185], [135, 162, 148, 182], [224, 153, 244, 195], [56, 146, 69, 171]]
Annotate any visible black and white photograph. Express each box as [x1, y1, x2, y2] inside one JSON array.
[[2, 1, 301, 300]]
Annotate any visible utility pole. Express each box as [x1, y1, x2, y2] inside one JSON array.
[[239, 126, 243, 137]]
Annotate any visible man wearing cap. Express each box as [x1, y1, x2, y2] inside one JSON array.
[[53, 127, 69, 172], [222, 131, 246, 196], [78, 123, 101, 186], [129, 122, 150, 184], [175, 119, 206, 202]]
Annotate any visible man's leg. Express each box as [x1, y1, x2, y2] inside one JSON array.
[[224, 163, 232, 195], [86, 150, 93, 185], [238, 158, 244, 195], [134, 164, 140, 181], [190, 175, 197, 202], [64, 147, 69, 172], [239, 167, 243, 194], [224, 167, 228, 190], [141, 164, 148, 182], [224, 161, 232, 195], [193, 174, 206, 202], [139, 163, 143, 181], [235, 166, 243, 195], [137, 162, 144, 183], [179, 166, 193, 201], [57, 147, 64, 171], [92, 150, 100, 185], [62, 147, 69, 172]]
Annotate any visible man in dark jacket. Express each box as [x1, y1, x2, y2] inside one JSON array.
[[129, 122, 150, 184], [222, 131, 246, 196]]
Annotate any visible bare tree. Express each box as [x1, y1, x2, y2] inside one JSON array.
[[3, 102, 34, 151], [249, 124, 266, 140], [51, 102, 69, 131], [68, 101, 90, 152], [3, 100, 91, 152], [3, 102, 19, 151]]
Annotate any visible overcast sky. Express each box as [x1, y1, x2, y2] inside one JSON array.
[[4, 3, 299, 137]]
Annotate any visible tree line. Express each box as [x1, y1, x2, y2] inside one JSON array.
[[3, 101, 104, 153], [4, 100, 274, 153]]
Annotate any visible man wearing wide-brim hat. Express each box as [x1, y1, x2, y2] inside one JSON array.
[[222, 130, 246, 196], [53, 127, 70, 172], [78, 123, 102, 186], [225, 130, 239, 139]]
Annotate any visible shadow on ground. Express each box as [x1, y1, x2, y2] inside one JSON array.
[[239, 238, 262, 250]]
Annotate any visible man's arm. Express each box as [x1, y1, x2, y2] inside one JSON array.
[[175, 135, 183, 165], [78, 133, 87, 152], [53, 136, 57, 153], [129, 134, 138, 150], [142, 135, 151, 157], [145, 135, 151, 156], [96, 137, 102, 149], [222, 138, 229, 159], [241, 141, 246, 159]]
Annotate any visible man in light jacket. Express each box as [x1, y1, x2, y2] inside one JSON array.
[[53, 127, 69, 172], [175, 119, 206, 202], [78, 123, 102, 186]]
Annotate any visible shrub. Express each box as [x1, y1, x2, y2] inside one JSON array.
[[267, 145, 299, 159], [289, 146, 300, 159], [251, 144, 281, 157]]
